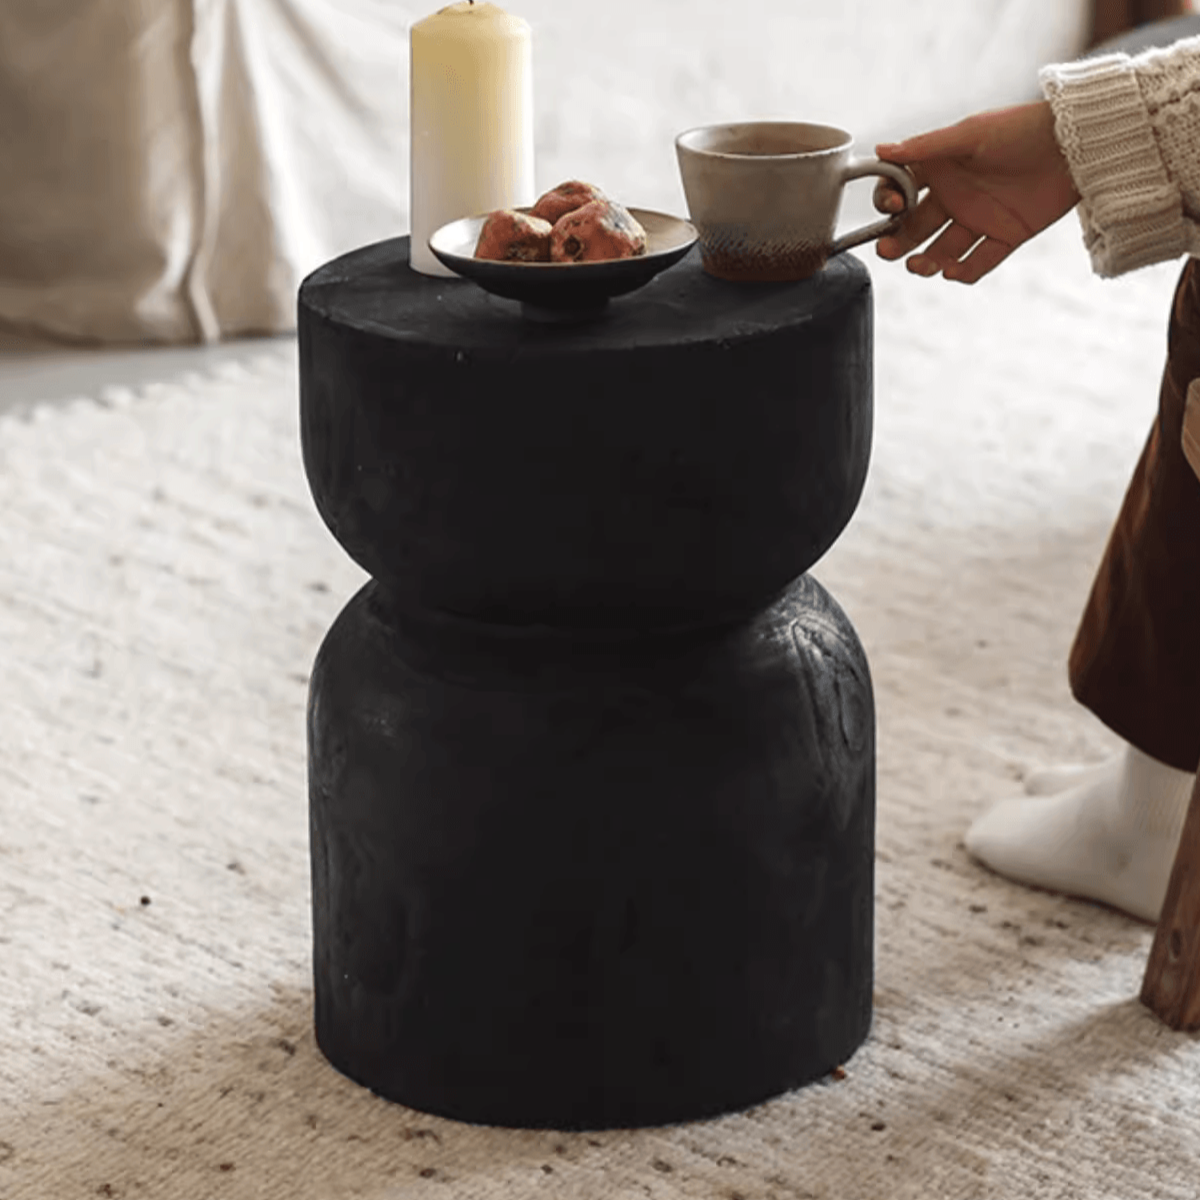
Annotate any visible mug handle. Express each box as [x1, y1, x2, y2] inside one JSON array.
[[829, 159, 919, 256]]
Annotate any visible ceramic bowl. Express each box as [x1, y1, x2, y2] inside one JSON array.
[[428, 207, 698, 321]]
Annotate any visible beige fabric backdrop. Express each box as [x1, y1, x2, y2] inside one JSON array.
[[0, 0, 409, 345]]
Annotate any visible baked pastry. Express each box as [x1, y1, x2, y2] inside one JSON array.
[[531, 180, 607, 225], [550, 199, 647, 263], [474, 209, 553, 262]]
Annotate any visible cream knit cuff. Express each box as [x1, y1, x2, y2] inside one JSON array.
[[1039, 53, 1188, 278]]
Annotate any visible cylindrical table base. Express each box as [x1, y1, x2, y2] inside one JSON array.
[[307, 571, 875, 1130]]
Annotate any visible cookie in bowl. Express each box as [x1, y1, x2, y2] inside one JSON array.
[[550, 198, 647, 263], [530, 180, 607, 225], [474, 209, 553, 262]]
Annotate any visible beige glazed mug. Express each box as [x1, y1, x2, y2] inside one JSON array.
[[675, 121, 919, 282]]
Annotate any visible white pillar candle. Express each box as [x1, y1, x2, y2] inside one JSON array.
[[409, 0, 535, 277]]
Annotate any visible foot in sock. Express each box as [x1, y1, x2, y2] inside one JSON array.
[[1022, 753, 1122, 795], [964, 744, 1195, 923]]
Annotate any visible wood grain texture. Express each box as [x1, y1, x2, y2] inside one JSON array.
[[1141, 772, 1200, 1030]]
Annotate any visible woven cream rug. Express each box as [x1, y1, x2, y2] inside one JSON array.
[[3, 216, 1199, 1200]]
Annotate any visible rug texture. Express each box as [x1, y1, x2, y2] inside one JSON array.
[[2, 214, 1199, 1199]]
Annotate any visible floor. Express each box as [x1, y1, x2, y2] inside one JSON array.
[[0, 325, 293, 414]]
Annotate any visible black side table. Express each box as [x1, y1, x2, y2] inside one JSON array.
[[298, 239, 878, 1130]]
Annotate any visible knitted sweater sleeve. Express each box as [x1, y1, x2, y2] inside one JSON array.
[[1039, 35, 1200, 278]]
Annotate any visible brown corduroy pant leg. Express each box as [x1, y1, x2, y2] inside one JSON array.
[[1069, 258, 1200, 774], [1088, 0, 1191, 49]]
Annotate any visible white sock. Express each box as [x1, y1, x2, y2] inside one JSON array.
[[1023, 753, 1122, 796], [963, 744, 1195, 923]]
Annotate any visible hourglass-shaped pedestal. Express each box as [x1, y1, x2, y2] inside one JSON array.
[[298, 240, 876, 1131]]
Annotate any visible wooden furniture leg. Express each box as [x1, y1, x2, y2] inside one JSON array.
[[1099, 12, 1200, 1033], [1140, 769, 1200, 1030]]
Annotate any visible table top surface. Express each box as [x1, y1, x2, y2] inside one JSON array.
[[299, 236, 871, 352]]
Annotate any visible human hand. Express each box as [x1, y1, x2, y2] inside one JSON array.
[[872, 99, 1081, 284]]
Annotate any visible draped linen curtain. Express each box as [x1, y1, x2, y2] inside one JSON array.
[[0, 0, 409, 345]]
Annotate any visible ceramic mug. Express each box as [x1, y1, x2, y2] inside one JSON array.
[[675, 120, 919, 282]]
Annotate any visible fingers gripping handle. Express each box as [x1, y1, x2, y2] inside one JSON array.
[[830, 159, 918, 256]]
